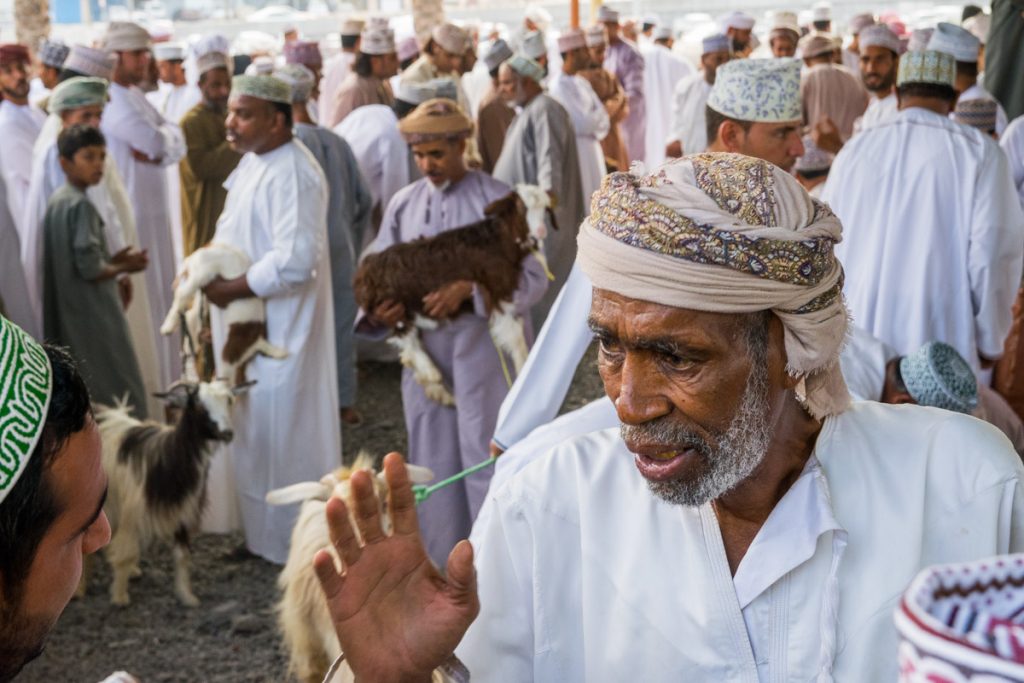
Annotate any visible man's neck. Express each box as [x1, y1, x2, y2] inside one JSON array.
[[202, 100, 224, 114], [256, 135, 292, 155], [292, 103, 314, 125], [713, 397, 823, 573], [2, 94, 27, 107], [898, 96, 951, 116], [113, 74, 134, 88], [871, 86, 894, 101]]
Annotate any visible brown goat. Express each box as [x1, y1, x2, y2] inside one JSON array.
[[353, 188, 551, 404]]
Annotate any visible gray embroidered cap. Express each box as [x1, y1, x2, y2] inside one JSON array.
[[900, 341, 978, 414]]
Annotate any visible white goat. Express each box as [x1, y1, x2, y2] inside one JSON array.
[[266, 455, 434, 683], [160, 242, 288, 385], [93, 380, 248, 607]]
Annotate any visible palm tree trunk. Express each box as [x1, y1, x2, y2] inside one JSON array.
[[14, 0, 49, 52]]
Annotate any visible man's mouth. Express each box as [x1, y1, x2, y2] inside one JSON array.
[[626, 441, 702, 482]]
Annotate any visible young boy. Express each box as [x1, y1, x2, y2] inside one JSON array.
[[42, 124, 151, 416]]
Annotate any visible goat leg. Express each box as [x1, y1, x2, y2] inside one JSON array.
[[173, 526, 200, 607], [107, 530, 140, 606]]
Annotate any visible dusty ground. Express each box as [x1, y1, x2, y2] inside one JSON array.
[[21, 347, 604, 683]]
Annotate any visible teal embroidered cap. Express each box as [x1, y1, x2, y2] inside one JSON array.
[[231, 74, 293, 105], [900, 341, 978, 414], [0, 316, 52, 504]]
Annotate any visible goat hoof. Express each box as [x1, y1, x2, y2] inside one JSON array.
[[111, 593, 131, 607], [177, 592, 200, 607], [129, 565, 142, 579]]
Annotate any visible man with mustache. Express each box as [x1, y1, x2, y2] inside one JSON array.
[[201, 74, 341, 564], [0, 44, 46, 241], [313, 153, 1024, 681]]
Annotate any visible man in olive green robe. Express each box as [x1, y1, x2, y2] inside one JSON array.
[[180, 52, 241, 255]]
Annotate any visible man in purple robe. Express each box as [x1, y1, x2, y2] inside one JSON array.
[[356, 99, 548, 565]]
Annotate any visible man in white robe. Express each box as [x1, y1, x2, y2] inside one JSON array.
[[100, 22, 186, 388], [1002, 114, 1024, 208], [640, 26, 693, 166], [666, 34, 731, 158], [547, 29, 608, 216], [0, 175, 35, 337], [146, 42, 201, 268], [928, 22, 1009, 135], [493, 55, 583, 329], [316, 153, 1024, 683], [598, 6, 645, 163], [0, 45, 46, 243], [822, 50, 1024, 374], [319, 19, 363, 121], [23, 77, 162, 418], [204, 74, 341, 564]]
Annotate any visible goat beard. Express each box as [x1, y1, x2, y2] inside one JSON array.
[[0, 600, 50, 683], [620, 359, 772, 508]]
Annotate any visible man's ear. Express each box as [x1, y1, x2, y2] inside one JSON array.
[[718, 120, 743, 153], [58, 155, 73, 176]]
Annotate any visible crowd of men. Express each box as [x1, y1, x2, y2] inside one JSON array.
[[5, 1, 1024, 680]]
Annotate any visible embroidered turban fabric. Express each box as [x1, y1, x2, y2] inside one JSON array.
[[506, 54, 545, 83], [232, 74, 292, 104], [274, 64, 315, 103], [898, 50, 956, 88], [38, 39, 70, 68], [707, 58, 802, 123], [50, 77, 109, 113], [577, 153, 851, 418]]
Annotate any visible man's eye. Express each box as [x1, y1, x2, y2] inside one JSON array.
[[598, 336, 622, 356]]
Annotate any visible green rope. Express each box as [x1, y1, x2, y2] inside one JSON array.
[[413, 458, 498, 505]]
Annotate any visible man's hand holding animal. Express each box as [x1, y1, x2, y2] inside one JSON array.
[[423, 280, 474, 318]]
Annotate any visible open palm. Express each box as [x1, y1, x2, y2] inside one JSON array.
[[314, 453, 479, 683]]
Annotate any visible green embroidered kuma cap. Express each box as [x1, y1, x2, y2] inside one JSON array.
[[0, 316, 52, 504]]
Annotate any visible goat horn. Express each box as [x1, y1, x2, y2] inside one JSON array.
[[265, 481, 332, 505]]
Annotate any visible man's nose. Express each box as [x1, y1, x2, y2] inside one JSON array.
[[614, 356, 672, 425]]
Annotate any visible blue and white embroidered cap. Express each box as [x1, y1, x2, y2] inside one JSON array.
[[927, 21, 981, 62], [0, 316, 52, 504], [707, 58, 802, 123], [900, 341, 978, 414]]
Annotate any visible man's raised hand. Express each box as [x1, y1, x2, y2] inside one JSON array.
[[313, 452, 479, 683]]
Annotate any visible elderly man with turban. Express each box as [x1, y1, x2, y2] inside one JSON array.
[[493, 54, 583, 328], [356, 98, 547, 567], [100, 22, 186, 389], [203, 74, 341, 563], [490, 54, 813, 458], [21, 76, 162, 418], [0, 44, 46, 242], [312, 153, 1024, 682], [822, 50, 1024, 377], [278, 63, 371, 426]]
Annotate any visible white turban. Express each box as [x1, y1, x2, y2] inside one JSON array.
[[577, 153, 851, 418]]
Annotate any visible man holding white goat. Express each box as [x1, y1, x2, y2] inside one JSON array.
[[316, 153, 1024, 681], [356, 98, 548, 567], [202, 74, 341, 565]]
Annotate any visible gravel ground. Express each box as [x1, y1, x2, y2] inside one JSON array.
[[22, 346, 604, 683]]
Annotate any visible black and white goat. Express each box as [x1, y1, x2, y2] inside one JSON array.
[[93, 380, 249, 606], [353, 184, 552, 405], [160, 242, 288, 385], [266, 456, 434, 683]]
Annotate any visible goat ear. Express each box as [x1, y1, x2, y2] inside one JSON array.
[[231, 380, 257, 396], [154, 382, 191, 406], [404, 464, 435, 484]]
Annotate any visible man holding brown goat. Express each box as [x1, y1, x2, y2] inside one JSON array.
[[318, 153, 1024, 681], [356, 98, 547, 568]]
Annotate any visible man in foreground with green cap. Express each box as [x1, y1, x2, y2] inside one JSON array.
[[202, 74, 341, 564], [0, 315, 111, 680]]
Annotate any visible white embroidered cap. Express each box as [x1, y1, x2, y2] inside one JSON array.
[[707, 58, 802, 122]]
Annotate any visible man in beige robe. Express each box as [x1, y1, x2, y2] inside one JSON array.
[[799, 33, 869, 142], [579, 26, 629, 172], [327, 28, 397, 128]]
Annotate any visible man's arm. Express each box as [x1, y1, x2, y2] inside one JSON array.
[[969, 145, 1024, 363], [183, 116, 241, 182], [245, 170, 325, 300]]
